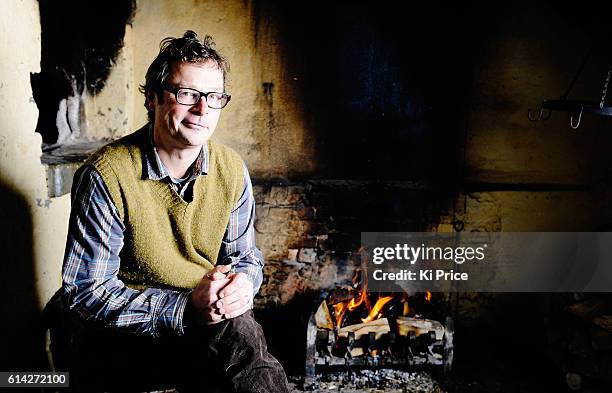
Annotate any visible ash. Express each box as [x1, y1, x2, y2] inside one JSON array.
[[292, 369, 445, 393]]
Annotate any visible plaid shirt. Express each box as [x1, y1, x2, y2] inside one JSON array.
[[61, 128, 263, 337]]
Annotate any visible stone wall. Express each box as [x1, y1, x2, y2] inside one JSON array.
[[252, 180, 458, 308], [251, 181, 610, 308]]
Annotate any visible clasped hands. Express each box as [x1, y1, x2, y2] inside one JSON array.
[[190, 265, 253, 325]]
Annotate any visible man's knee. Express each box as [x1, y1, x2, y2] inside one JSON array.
[[225, 310, 265, 340], [200, 310, 267, 356], [184, 310, 289, 392]]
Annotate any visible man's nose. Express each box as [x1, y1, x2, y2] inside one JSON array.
[[190, 96, 209, 115]]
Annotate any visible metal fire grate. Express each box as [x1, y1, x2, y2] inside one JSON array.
[[305, 293, 453, 389]]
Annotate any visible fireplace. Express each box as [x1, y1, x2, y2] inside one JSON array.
[[304, 282, 454, 390]]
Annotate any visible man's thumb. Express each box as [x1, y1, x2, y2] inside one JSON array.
[[208, 264, 230, 280]]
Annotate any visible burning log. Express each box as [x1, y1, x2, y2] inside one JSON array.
[[337, 319, 392, 358], [395, 317, 445, 341], [314, 300, 334, 330], [337, 318, 391, 341]]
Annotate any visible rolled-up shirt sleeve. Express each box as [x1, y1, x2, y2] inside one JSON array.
[[61, 165, 190, 337], [218, 163, 264, 295]]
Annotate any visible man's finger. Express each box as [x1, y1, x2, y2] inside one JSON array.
[[202, 305, 227, 324], [209, 271, 227, 280], [217, 295, 248, 314], [223, 301, 251, 320], [215, 292, 242, 309], [219, 273, 251, 298]]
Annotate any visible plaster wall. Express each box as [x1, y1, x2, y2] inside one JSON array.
[[463, 191, 604, 232], [130, 0, 316, 178], [84, 26, 135, 140], [0, 0, 70, 369]]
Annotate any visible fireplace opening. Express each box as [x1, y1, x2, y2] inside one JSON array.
[[247, 181, 597, 392]]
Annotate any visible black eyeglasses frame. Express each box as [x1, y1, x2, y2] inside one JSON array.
[[161, 84, 231, 109]]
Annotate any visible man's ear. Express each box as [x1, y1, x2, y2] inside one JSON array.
[[145, 91, 156, 111]]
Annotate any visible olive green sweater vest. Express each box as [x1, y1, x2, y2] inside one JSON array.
[[84, 126, 244, 291]]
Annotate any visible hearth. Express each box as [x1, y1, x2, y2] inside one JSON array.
[[303, 268, 453, 390]]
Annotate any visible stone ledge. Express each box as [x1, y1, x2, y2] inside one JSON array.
[[42, 141, 110, 198]]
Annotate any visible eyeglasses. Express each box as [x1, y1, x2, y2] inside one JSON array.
[[162, 84, 231, 109]]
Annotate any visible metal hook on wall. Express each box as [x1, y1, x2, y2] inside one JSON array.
[[527, 46, 612, 130], [570, 106, 584, 129], [527, 99, 612, 129], [527, 106, 552, 122]]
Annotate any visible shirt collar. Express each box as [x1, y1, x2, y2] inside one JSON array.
[[144, 123, 209, 181]]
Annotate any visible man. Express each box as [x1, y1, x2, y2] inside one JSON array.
[[61, 31, 289, 392]]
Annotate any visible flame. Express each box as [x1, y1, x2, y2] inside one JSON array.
[[329, 254, 432, 329], [332, 287, 432, 328], [333, 302, 347, 329], [347, 284, 369, 311], [403, 302, 410, 316], [361, 296, 393, 324]]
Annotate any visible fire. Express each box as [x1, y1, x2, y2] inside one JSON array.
[[333, 302, 347, 329], [331, 287, 431, 328], [361, 296, 393, 323], [347, 284, 369, 311], [329, 255, 432, 329]]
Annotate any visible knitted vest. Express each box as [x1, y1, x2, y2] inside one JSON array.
[[85, 126, 244, 291]]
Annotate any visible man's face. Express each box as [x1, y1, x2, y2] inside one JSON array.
[[151, 61, 224, 150]]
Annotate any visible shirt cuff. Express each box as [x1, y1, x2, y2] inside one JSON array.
[[154, 290, 190, 337]]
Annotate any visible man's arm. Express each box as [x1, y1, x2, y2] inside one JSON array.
[[218, 163, 264, 294], [196, 163, 263, 320], [61, 165, 189, 337]]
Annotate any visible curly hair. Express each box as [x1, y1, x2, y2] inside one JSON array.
[[139, 30, 229, 122]]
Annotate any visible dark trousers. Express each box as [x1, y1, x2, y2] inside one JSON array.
[[67, 310, 289, 392]]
